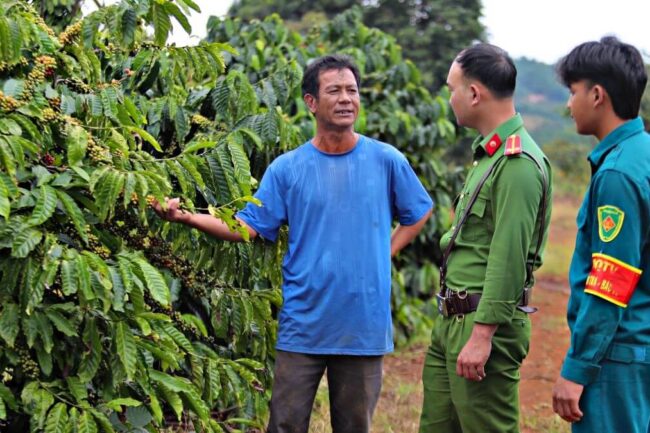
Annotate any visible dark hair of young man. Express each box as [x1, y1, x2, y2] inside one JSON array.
[[557, 36, 648, 120], [301, 54, 361, 98], [455, 43, 517, 99]]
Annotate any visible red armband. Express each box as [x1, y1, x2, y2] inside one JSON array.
[[584, 253, 642, 307]]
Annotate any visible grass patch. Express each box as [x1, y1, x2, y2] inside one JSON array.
[[307, 339, 428, 433], [522, 411, 571, 433], [537, 243, 574, 279], [309, 380, 332, 432], [536, 194, 581, 279], [539, 314, 567, 332], [309, 380, 424, 433]]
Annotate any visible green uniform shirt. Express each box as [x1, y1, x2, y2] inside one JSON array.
[[440, 114, 552, 325]]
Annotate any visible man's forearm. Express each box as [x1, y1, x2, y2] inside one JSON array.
[[471, 322, 498, 340], [179, 213, 256, 242], [151, 197, 257, 241], [390, 208, 432, 257]]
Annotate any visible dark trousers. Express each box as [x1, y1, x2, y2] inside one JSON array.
[[267, 350, 384, 433]]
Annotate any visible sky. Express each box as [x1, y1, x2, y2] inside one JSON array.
[[482, 0, 650, 63], [85, 0, 650, 65]]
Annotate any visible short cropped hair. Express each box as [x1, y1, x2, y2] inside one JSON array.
[[455, 43, 517, 99], [557, 36, 648, 120], [301, 55, 361, 98]]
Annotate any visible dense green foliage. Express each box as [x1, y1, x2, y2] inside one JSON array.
[[0, 1, 290, 431], [0, 2, 458, 431], [228, 0, 486, 90], [543, 139, 591, 196], [228, 0, 351, 22], [29, 0, 84, 31]]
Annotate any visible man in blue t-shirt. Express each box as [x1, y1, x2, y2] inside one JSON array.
[[153, 55, 433, 433], [154, 56, 433, 433]]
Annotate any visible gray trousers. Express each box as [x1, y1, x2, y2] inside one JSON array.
[[267, 350, 384, 433]]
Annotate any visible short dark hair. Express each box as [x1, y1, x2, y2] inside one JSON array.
[[455, 43, 517, 99], [301, 55, 361, 98], [557, 36, 648, 120]]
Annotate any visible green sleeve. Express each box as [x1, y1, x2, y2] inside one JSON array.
[[474, 157, 544, 325]]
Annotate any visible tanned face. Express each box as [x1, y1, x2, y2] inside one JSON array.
[[446, 61, 475, 128], [567, 80, 599, 136], [305, 68, 360, 132]]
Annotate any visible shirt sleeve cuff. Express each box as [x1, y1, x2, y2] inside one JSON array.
[[398, 201, 433, 226], [561, 356, 602, 385], [235, 213, 277, 242], [474, 300, 516, 325]]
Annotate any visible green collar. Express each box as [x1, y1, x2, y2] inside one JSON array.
[[471, 113, 524, 155]]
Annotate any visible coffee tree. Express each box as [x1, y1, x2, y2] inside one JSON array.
[[0, 2, 459, 431], [0, 1, 293, 431]]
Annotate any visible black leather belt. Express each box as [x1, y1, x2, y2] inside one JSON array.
[[437, 287, 536, 317], [436, 290, 481, 317]]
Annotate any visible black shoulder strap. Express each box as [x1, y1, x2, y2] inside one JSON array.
[[439, 155, 507, 292], [439, 152, 549, 293], [521, 150, 549, 288]]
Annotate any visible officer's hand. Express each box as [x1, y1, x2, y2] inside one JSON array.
[[456, 332, 492, 381], [552, 376, 584, 423], [151, 198, 189, 223]]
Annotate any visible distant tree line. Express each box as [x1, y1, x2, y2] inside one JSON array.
[[228, 0, 486, 91]]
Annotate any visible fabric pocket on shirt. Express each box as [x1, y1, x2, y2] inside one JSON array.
[[460, 197, 491, 242]]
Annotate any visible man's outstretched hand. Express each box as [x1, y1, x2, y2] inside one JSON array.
[[151, 198, 190, 223], [150, 197, 256, 242]]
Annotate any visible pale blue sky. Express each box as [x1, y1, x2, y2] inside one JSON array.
[[482, 0, 650, 63], [88, 0, 650, 64]]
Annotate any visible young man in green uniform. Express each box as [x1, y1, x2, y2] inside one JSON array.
[[552, 37, 650, 433], [418, 43, 552, 433]]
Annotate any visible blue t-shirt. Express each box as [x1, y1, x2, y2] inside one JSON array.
[[237, 135, 433, 355]]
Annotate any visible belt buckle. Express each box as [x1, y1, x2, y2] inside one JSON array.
[[456, 289, 470, 313]]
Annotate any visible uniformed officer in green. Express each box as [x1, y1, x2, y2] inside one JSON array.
[[552, 37, 650, 433], [419, 43, 552, 433]]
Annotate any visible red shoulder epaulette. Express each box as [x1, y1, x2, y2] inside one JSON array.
[[504, 135, 522, 156]]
